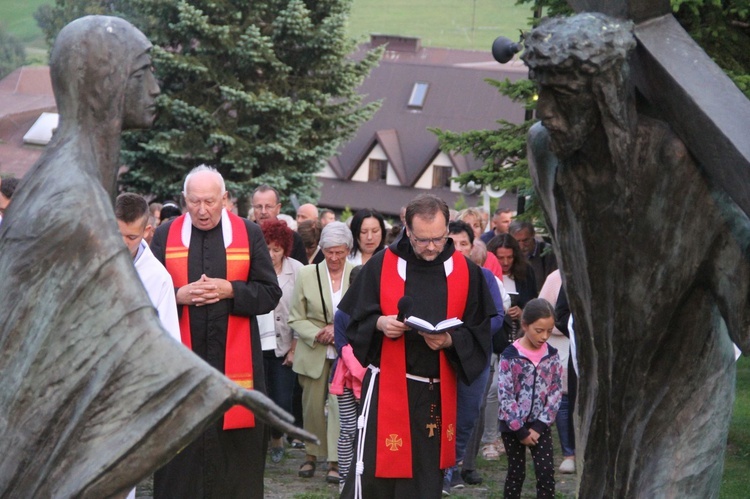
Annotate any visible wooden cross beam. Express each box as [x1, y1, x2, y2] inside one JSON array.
[[567, 0, 750, 218]]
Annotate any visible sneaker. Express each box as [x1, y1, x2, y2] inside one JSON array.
[[461, 469, 483, 485], [559, 457, 576, 474], [442, 469, 452, 496], [450, 466, 465, 489]]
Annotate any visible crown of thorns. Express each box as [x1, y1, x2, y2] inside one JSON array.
[[521, 12, 636, 75]]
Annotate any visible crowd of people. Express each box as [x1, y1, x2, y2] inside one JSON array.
[[1, 166, 575, 498]]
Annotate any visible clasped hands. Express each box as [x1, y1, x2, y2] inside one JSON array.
[[520, 429, 540, 447], [176, 274, 234, 306], [376, 315, 453, 350], [314, 324, 335, 345]]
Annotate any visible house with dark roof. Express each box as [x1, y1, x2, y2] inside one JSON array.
[[319, 35, 528, 217], [0, 36, 528, 217]]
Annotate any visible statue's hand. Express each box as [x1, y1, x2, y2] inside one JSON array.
[[232, 386, 319, 444]]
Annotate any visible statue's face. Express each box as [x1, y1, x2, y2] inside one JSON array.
[[535, 72, 599, 158], [122, 50, 160, 130]]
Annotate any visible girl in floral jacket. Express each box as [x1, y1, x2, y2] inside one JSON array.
[[498, 298, 563, 498]]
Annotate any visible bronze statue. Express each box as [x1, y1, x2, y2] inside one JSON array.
[[0, 16, 313, 497], [525, 13, 750, 497]]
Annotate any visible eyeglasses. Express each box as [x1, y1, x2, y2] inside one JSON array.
[[410, 234, 449, 248]]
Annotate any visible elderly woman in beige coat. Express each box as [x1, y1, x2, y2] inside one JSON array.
[[289, 222, 354, 483]]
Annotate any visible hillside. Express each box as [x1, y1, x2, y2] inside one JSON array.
[[0, 0, 533, 54]]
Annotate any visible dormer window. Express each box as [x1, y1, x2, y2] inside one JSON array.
[[433, 165, 452, 188], [369, 159, 387, 182], [408, 82, 429, 109]]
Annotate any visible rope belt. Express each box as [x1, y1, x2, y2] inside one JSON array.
[[355, 365, 380, 499], [354, 366, 443, 498], [405, 373, 441, 383]]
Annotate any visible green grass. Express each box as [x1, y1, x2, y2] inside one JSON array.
[[1, 0, 535, 56], [0, 0, 48, 48], [465, 356, 750, 497], [720, 356, 750, 497], [346, 0, 533, 51]]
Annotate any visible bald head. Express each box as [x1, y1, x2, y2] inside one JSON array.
[[184, 165, 225, 195], [183, 166, 227, 231], [296, 203, 319, 224]]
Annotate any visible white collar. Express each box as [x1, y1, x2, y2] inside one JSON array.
[[395, 254, 453, 281], [181, 209, 232, 248], [133, 239, 147, 264]]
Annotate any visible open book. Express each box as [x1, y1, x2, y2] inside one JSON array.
[[404, 316, 463, 334]]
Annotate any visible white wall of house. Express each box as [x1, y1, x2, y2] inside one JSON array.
[[350, 144, 401, 185], [385, 163, 399, 185], [414, 151, 459, 191], [351, 159, 370, 182], [318, 162, 338, 178]]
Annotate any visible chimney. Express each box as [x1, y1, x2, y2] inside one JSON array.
[[369, 35, 421, 53]]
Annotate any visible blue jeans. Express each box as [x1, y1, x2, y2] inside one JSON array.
[[456, 362, 491, 463], [555, 394, 575, 456], [263, 351, 296, 439]]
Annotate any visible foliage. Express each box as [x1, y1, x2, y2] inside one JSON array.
[[34, 0, 116, 48], [0, 27, 26, 80], [435, 0, 750, 224], [672, 0, 750, 96], [37, 0, 381, 209], [433, 77, 539, 218], [453, 194, 467, 211], [339, 205, 353, 223]]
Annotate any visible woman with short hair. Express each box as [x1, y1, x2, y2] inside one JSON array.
[[289, 222, 355, 483], [260, 220, 304, 463]]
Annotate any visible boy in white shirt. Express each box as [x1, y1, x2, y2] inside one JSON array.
[[116, 193, 181, 342]]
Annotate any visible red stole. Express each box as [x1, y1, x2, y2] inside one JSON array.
[[165, 212, 256, 430], [376, 248, 469, 477]]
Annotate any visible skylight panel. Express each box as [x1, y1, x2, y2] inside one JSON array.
[[408, 82, 429, 109]]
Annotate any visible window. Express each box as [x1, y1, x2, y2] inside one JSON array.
[[433, 166, 452, 188], [369, 159, 388, 182], [408, 82, 429, 109]]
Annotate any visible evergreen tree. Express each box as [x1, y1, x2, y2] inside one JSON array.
[[122, 0, 380, 210], [34, 0, 116, 48], [431, 78, 539, 217], [37, 0, 381, 210], [435, 0, 750, 220], [0, 28, 26, 80]]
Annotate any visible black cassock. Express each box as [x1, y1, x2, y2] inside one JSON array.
[[339, 235, 493, 498], [151, 217, 281, 499]]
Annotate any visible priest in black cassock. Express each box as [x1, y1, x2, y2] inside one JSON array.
[[339, 194, 494, 498], [151, 165, 282, 498]]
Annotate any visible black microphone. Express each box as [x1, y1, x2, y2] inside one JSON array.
[[396, 296, 414, 323]]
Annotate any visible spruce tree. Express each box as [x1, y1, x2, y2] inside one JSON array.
[[37, 0, 381, 210], [120, 0, 381, 210]]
